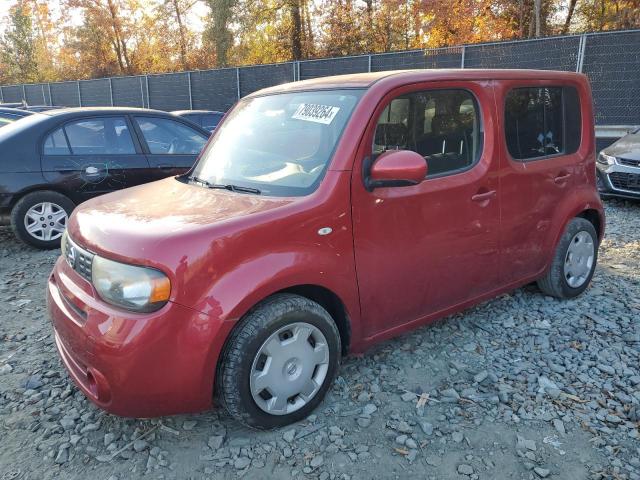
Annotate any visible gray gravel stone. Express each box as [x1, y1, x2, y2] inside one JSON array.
[[283, 429, 296, 443], [234, 457, 251, 469], [534, 467, 551, 478], [208, 435, 225, 450]]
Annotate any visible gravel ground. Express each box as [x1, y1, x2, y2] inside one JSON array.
[[0, 199, 638, 480]]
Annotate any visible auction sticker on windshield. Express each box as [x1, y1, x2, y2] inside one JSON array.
[[292, 103, 340, 125]]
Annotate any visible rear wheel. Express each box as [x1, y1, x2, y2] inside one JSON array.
[[537, 217, 598, 298], [10, 191, 74, 249], [217, 293, 341, 429]]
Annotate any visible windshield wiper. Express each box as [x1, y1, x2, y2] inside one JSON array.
[[188, 175, 214, 187], [188, 176, 261, 194]]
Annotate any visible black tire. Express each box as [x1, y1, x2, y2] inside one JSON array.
[[217, 293, 341, 429], [10, 191, 75, 249], [537, 217, 598, 299]]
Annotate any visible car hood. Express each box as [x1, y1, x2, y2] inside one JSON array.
[[604, 132, 640, 160], [68, 176, 296, 262]]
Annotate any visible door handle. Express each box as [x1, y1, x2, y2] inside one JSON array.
[[157, 164, 173, 170], [554, 173, 572, 184], [471, 190, 496, 202]]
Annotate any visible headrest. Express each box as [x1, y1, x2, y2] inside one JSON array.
[[375, 123, 407, 147], [431, 114, 461, 136]]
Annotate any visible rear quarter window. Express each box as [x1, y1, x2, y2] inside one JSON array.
[[504, 86, 581, 161]]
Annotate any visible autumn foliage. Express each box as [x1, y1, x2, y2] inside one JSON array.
[[1, 0, 638, 85]]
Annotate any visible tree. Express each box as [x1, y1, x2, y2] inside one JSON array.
[[0, 1, 40, 84], [576, 0, 640, 31], [204, 0, 236, 66]]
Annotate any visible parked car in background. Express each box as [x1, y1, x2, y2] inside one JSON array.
[[0, 107, 35, 125], [25, 105, 66, 112], [0, 102, 26, 109], [597, 127, 640, 199], [48, 70, 603, 429], [172, 110, 224, 132], [0, 107, 209, 248]]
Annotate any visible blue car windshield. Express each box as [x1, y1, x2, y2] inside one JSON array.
[[191, 89, 363, 196]]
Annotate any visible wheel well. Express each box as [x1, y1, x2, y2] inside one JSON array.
[[577, 209, 602, 240], [9, 186, 75, 211], [278, 285, 351, 355]]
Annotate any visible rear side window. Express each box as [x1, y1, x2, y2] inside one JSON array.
[[373, 89, 482, 178], [505, 86, 581, 160], [135, 117, 207, 154], [43, 128, 70, 155], [63, 117, 136, 155]]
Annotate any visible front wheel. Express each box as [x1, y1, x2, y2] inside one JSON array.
[[10, 191, 75, 249], [217, 294, 341, 429], [537, 217, 598, 298]]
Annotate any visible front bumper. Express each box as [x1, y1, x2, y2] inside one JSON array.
[[47, 256, 230, 417], [596, 162, 640, 199]]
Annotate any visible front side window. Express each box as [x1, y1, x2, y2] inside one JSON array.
[[63, 117, 135, 155], [505, 86, 581, 160], [191, 89, 363, 196], [135, 117, 207, 155], [373, 89, 482, 177], [43, 127, 70, 155]]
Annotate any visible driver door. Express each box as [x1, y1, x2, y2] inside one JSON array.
[[351, 81, 502, 338], [132, 116, 208, 180]]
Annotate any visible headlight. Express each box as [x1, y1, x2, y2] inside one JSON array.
[[597, 152, 616, 165], [92, 256, 171, 312]]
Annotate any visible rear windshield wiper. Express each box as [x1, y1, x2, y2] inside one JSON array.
[[188, 176, 261, 194]]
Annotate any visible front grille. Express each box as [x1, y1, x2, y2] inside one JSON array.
[[618, 157, 640, 168], [608, 172, 640, 192], [65, 236, 94, 282]]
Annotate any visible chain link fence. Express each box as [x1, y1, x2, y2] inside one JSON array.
[[1, 30, 638, 128]]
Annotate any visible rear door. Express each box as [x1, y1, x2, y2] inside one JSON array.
[[41, 116, 153, 202], [497, 81, 582, 283], [132, 116, 209, 179]]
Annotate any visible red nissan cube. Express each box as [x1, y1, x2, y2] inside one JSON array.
[[48, 70, 604, 429]]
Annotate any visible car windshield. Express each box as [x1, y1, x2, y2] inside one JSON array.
[[191, 89, 363, 196]]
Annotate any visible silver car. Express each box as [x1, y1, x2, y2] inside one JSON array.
[[597, 127, 640, 199]]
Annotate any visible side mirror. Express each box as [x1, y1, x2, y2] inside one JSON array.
[[363, 150, 427, 191]]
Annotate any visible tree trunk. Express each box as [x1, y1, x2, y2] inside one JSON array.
[[364, 0, 373, 51], [303, 0, 314, 57], [561, 0, 577, 34], [289, 0, 303, 60], [533, 0, 541, 37], [172, 0, 189, 69], [207, 0, 234, 67], [517, 0, 525, 38], [106, 0, 130, 73]]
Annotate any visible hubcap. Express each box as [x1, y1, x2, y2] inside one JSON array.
[[250, 322, 330, 416], [24, 202, 68, 242], [564, 231, 595, 288]]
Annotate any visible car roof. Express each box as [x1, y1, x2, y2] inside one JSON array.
[[172, 110, 224, 115], [250, 68, 587, 97], [41, 106, 171, 117], [0, 106, 211, 137]]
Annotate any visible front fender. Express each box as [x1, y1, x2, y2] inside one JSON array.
[[193, 249, 360, 329], [192, 248, 361, 401]]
